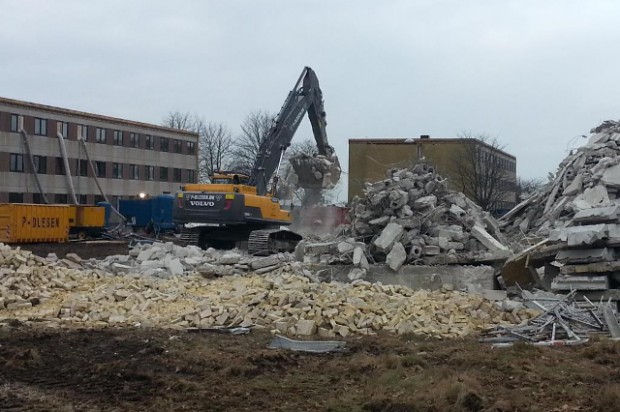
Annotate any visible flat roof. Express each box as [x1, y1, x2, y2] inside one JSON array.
[[349, 137, 516, 160], [0, 96, 198, 138]]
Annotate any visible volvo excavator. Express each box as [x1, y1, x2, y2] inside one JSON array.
[[173, 67, 341, 255]]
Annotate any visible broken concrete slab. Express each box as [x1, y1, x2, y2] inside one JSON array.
[[551, 275, 610, 291], [571, 185, 611, 211], [565, 224, 607, 247], [386, 242, 407, 272], [470, 225, 509, 253], [219, 252, 242, 265], [352, 247, 369, 270], [556, 248, 616, 264], [601, 163, 620, 188], [373, 222, 404, 253], [573, 206, 620, 224]]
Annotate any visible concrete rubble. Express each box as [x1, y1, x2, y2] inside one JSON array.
[[500, 120, 620, 294], [303, 161, 510, 270], [87, 242, 297, 279], [0, 243, 537, 339]]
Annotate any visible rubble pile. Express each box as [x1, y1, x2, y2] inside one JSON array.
[[0, 244, 535, 338], [500, 121, 620, 292], [338, 162, 509, 270], [501, 120, 620, 239], [89, 242, 297, 279], [0, 245, 102, 311]]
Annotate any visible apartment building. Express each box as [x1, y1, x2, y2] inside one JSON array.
[[0, 97, 198, 205], [348, 136, 517, 213]]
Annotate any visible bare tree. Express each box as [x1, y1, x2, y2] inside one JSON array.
[[162, 111, 233, 182], [516, 177, 544, 201], [449, 132, 512, 212], [230, 110, 274, 175], [287, 139, 317, 158], [162, 111, 199, 131], [198, 122, 234, 181]]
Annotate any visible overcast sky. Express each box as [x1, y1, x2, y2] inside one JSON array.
[[3, 1, 620, 200]]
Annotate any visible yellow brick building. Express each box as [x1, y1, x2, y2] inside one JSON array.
[[348, 136, 517, 212]]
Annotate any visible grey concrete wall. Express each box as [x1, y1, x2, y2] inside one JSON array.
[[309, 264, 497, 291]]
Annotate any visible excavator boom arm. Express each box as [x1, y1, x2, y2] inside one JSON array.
[[248, 66, 337, 195]]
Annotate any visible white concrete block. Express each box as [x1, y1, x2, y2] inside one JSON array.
[[386, 242, 406, 272], [373, 222, 404, 253], [470, 225, 509, 253]]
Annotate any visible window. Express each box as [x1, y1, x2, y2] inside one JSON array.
[[10, 153, 24, 172], [34, 118, 48, 136], [130, 164, 140, 180], [10, 114, 19, 132], [8, 193, 23, 203], [113, 130, 123, 145], [173, 168, 182, 182], [54, 194, 68, 204], [77, 159, 88, 177], [187, 169, 195, 183], [145, 166, 154, 181], [59, 121, 69, 138], [159, 167, 168, 181], [55, 157, 65, 175], [78, 194, 88, 204], [173, 139, 182, 153], [112, 163, 123, 179], [187, 141, 196, 155], [94, 195, 105, 204], [32, 193, 44, 204], [33, 156, 47, 174], [130, 133, 140, 148], [95, 161, 106, 177], [145, 135, 154, 150], [159, 137, 169, 152], [79, 124, 89, 140], [95, 127, 106, 143]]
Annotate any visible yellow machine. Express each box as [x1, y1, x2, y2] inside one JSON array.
[[68, 205, 106, 239], [173, 67, 341, 254], [175, 173, 300, 254]]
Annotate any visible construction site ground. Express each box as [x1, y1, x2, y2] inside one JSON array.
[[0, 326, 619, 411]]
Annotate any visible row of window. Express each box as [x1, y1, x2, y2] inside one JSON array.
[[474, 147, 516, 173], [6, 113, 196, 154], [8, 153, 195, 183]]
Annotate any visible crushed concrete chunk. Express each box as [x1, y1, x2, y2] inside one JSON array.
[[386, 242, 406, 272], [373, 223, 404, 253]]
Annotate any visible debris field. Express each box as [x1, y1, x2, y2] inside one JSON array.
[[0, 243, 534, 339], [3, 121, 620, 410]]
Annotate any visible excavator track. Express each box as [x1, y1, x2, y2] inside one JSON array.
[[179, 229, 199, 246], [248, 229, 302, 256]]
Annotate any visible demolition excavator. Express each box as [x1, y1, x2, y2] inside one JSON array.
[[173, 67, 341, 254]]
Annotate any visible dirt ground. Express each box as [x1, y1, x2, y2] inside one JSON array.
[[0, 326, 618, 412]]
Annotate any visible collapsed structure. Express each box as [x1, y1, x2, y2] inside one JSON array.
[[318, 162, 510, 272], [500, 121, 620, 293]]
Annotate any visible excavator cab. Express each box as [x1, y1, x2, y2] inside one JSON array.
[[210, 172, 250, 185]]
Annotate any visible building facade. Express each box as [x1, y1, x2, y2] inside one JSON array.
[[348, 136, 517, 212], [0, 97, 198, 205]]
